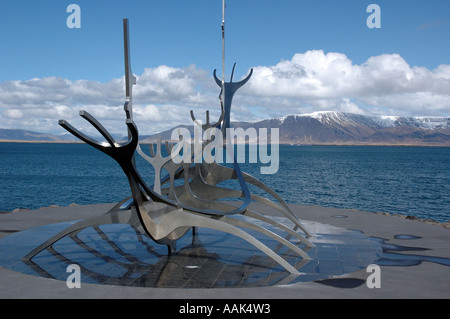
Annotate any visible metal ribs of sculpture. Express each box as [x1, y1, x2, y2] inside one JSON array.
[[23, 19, 313, 275]]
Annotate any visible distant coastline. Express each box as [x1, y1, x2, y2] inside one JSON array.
[[1, 139, 449, 147], [0, 139, 83, 144], [2, 112, 449, 146]]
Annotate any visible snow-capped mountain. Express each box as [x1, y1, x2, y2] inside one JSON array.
[[290, 111, 450, 131], [235, 111, 450, 145]]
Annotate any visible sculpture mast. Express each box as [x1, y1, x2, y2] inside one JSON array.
[[123, 19, 137, 130], [221, 0, 226, 114]]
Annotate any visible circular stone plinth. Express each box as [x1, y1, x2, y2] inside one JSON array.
[[0, 216, 382, 288]]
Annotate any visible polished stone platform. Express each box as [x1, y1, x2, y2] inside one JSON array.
[[0, 202, 449, 298], [0, 216, 381, 288]]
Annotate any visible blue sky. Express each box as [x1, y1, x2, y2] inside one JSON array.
[[1, 0, 449, 81], [0, 0, 449, 135]]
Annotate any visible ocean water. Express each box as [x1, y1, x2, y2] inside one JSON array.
[[0, 143, 449, 223]]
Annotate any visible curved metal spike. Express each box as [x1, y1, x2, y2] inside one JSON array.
[[59, 120, 104, 150], [190, 105, 225, 131], [79, 110, 116, 146], [213, 66, 253, 89], [148, 143, 156, 157], [230, 62, 236, 82]]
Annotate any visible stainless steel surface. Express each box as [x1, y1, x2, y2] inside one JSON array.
[[23, 19, 313, 275]]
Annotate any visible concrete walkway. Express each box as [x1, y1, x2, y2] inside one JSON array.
[[0, 203, 449, 299]]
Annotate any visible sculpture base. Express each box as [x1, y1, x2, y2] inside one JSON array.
[[0, 214, 381, 288]]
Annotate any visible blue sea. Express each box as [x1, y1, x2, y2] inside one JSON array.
[[0, 143, 449, 223]]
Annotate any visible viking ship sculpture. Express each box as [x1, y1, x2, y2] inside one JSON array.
[[23, 17, 313, 275]]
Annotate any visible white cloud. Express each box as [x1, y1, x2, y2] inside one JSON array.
[[0, 65, 218, 135], [242, 50, 450, 117], [338, 98, 365, 115], [134, 65, 214, 106], [4, 109, 24, 119], [245, 50, 360, 99], [0, 52, 449, 136]]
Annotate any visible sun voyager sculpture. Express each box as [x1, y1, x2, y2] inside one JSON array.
[[23, 14, 314, 276]]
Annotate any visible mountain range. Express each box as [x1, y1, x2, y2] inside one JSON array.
[[140, 111, 450, 146], [0, 128, 78, 142], [1, 112, 450, 146]]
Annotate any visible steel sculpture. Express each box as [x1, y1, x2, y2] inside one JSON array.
[[23, 222, 309, 287], [23, 18, 313, 275]]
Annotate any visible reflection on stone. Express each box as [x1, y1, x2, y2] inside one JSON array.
[[0, 216, 386, 288]]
